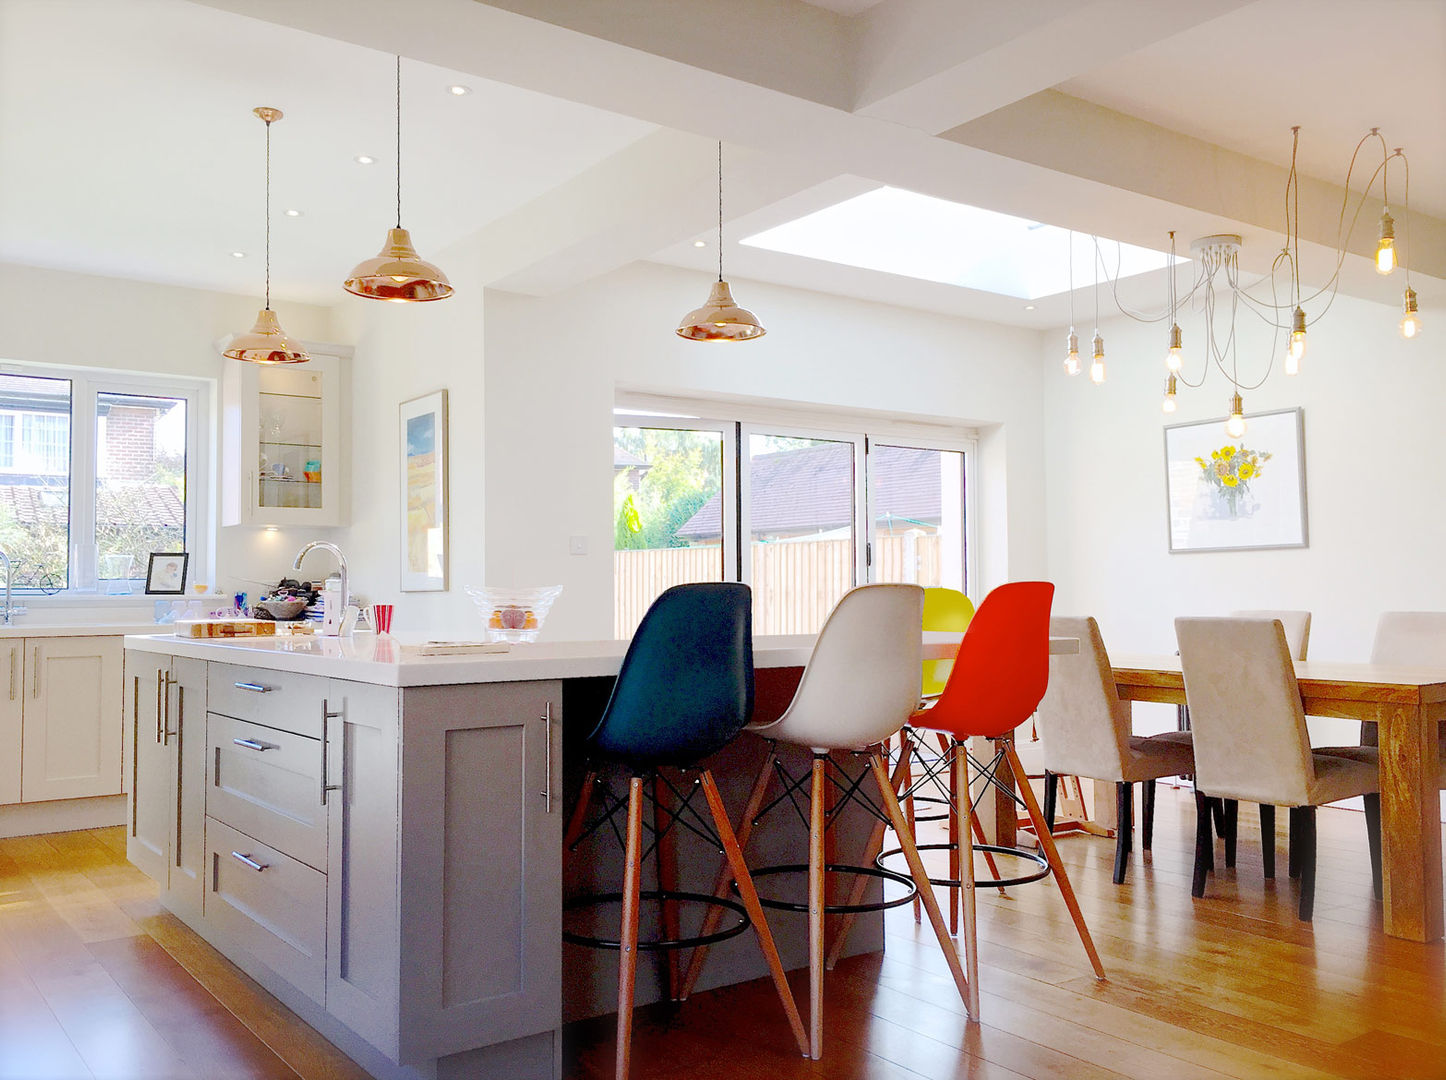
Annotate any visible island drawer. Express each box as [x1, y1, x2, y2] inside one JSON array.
[[207, 713, 327, 871], [209, 663, 328, 735], [205, 816, 326, 1006]]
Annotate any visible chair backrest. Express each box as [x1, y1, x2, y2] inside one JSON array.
[[1371, 612, 1446, 666], [917, 581, 1054, 740], [764, 583, 924, 751], [921, 587, 975, 696], [1036, 616, 1131, 782], [1175, 616, 1315, 805], [587, 582, 753, 766], [1230, 609, 1312, 660]]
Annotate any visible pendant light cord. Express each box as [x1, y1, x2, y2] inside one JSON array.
[[1068, 230, 1074, 329], [264, 115, 272, 310], [396, 55, 403, 229], [717, 140, 724, 282]]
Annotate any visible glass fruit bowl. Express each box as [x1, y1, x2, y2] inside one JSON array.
[[466, 585, 563, 642]]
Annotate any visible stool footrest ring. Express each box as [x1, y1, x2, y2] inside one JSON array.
[[876, 842, 1051, 889], [562, 889, 750, 951], [743, 862, 918, 914]]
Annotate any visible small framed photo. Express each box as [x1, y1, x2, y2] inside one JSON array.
[[145, 553, 190, 595]]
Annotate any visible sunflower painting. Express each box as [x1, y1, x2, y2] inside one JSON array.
[[1195, 444, 1272, 519]]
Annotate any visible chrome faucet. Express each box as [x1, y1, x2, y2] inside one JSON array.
[[0, 550, 10, 624], [292, 540, 349, 617]]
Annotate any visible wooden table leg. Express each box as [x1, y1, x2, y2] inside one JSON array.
[[1376, 701, 1444, 942]]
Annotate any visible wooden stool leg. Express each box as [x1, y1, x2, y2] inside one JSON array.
[[698, 771, 809, 1058], [1363, 792, 1383, 902], [808, 755, 826, 1059], [1113, 782, 1133, 885], [679, 750, 775, 1000], [969, 806, 1006, 892], [867, 751, 976, 1019], [1003, 742, 1105, 980], [1260, 803, 1276, 880], [954, 744, 980, 1018], [946, 743, 961, 935], [1192, 791, 1213, 898], [1142, 779, 1156, 852], [1297, 806, 1317, 921], [827, 745, 910, 970], [614, 776, 644, 1080], [563, 770, 598, 850], [901, 732, 921, 924], [653, 775, 681, 1001]]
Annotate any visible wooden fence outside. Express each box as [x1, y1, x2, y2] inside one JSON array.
[[613, 533, 942, 637]]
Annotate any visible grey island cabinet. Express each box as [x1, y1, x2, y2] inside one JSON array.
[[122, 632, 857, 1080]]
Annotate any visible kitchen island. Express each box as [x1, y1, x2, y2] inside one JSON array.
[[122, 631, 918, 1080]]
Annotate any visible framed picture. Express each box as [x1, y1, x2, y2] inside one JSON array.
[[400, 390, 449, 592], [144, 552, 190, 594], [1164, 407, 1308, 553]]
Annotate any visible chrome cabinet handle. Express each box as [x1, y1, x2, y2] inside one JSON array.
[[155, 668, 164, 742], [320, 700, 342, 805], [233, 681, 273, 693], [8, 645, 14, 701], [232, 737, 276, 752], [230, 851, 267, 872], [541, 700, 553, 813], [162, 674, 178, 745], [32, 646, 39, 698]]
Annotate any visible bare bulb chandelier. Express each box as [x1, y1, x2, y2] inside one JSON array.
[[1066, 127, 1417, 438]]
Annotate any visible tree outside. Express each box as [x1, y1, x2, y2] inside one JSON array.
[[613, 427, 723, 551]]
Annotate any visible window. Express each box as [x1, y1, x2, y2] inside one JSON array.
[[612, 400, 973, 637], [0, 370, 206, 594]]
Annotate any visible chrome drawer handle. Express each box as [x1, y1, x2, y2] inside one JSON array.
[[234, 682, 274, 693], [230, 851, 267, 872], [232, 738, 276, 752]]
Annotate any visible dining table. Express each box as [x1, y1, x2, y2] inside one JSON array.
[[1110, 653, 1446, 943]]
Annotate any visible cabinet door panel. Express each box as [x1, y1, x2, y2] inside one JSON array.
[[166, 657, 207, 922], [126, 653, 169, 882], [397, 680, 561, 1064], [21, 637, 123, 801], [0, 642, 21, 805]]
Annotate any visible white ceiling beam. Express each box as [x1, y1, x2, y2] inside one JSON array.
[[947, 91, 1446, 281]]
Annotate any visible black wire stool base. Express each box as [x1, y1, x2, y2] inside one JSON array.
[[562, 889, 750, 951], [744, 862, 918, 914], [877, 842, 1050, 889]]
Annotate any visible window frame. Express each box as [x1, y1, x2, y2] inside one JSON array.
[[0, 363, 211, 597]]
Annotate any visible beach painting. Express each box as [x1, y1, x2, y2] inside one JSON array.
[[400, 390, 449, 591]]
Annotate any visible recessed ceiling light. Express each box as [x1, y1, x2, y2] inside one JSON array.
[[447, 85, 470, 96], [355, 154, 376, 165], [1024, 304, 1036, 311], [284, 209, 302, 217], [230, 251, 246, 259], [693, 240, 707, 248]]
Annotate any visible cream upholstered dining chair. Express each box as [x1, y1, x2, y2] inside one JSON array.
[[1037, 617, 1195, 884], [1231, 610, 1311, 661], [1175, 617, 1382, 920]]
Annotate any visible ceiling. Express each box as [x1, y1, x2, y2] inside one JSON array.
[[0, 0, 1439, 329]]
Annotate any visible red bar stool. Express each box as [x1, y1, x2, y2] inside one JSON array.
[[883, 581, 1106, 1015]]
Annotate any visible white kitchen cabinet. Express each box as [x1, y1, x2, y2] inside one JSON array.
[[19, 636, 123, 802], [125, 653, 207, 922], [0, 642, 21, 804], [220, 347, 349, 528]]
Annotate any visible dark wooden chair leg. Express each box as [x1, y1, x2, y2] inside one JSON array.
[[1260, 804, 1276, 879], [1113, 782, 1132, 885], [1141, 779, 1156, 852], [1043, 771, 1059, 832], [1192, 791, 1213, 898], [1211, 796, 1227, 836], [1288, 806, 1302, 879], [1222, 799, 1238, 869], [1363, 792, 1383, 902], [1297, 806, 1317, 921]]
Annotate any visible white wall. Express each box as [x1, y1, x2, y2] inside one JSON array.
[[483, 261, 1048, 641], [0, 262, 342, 611], [1043, 290, 1445, 662]]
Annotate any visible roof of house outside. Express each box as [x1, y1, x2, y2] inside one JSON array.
[[676, 443, 945, 540], [0, 483, 184, 528]]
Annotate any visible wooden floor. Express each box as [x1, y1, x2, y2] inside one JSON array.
[[1, 787, 1443, 1080]]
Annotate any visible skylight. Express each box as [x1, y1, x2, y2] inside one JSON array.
[[741, 187, 1178, 300]]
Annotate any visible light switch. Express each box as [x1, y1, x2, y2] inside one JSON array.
[[569, 535, 588, 556]]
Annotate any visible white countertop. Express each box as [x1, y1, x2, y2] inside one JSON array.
[[0, 622, 163, 639], [124, 631, 1076, 688]]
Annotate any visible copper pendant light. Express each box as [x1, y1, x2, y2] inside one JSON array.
[[225, 108, 310, 365], [676, 142, 765, 341], [344, 56, 453, 303]]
